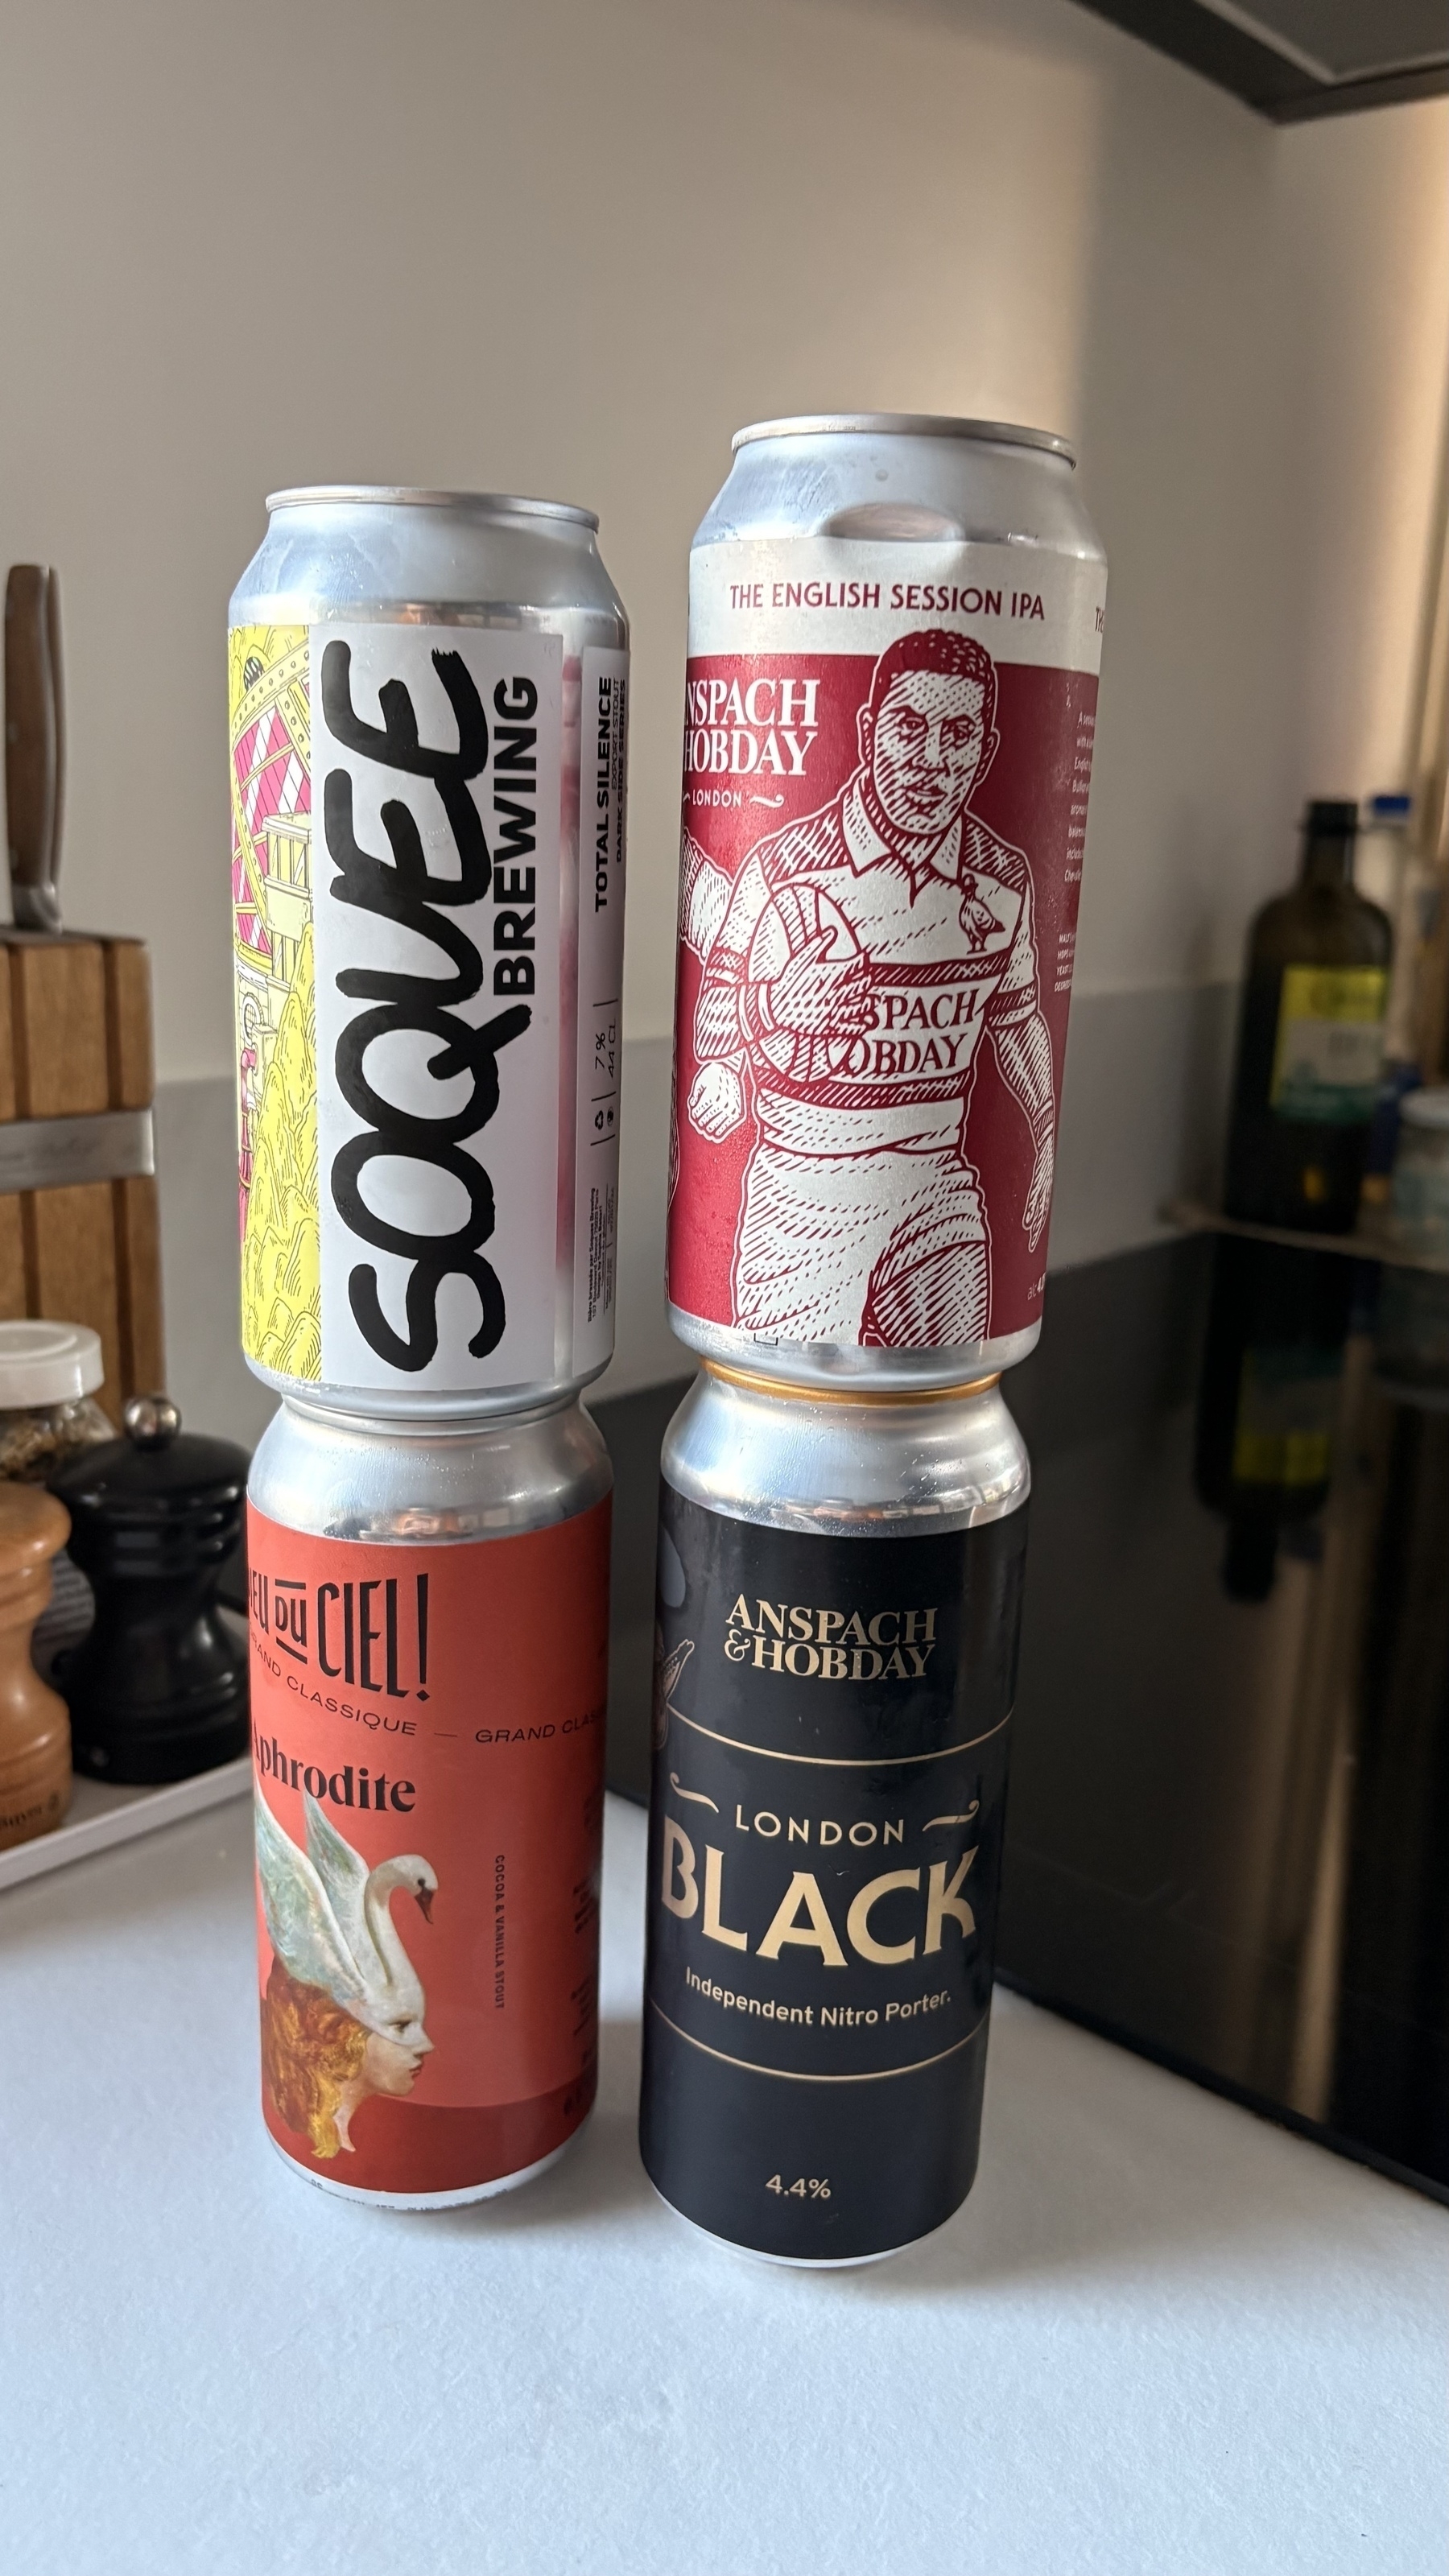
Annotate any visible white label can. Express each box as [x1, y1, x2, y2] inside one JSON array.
[[229, 489, 629, 1417]]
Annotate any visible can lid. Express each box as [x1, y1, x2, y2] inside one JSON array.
[[731, 413, 1076, 465], [0, 1319, 105, 1407], [264, 485, 599, 529], [1401, 1086, 1449, 1133]]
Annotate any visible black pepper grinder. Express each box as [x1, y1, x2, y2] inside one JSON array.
[[51, 1396, 250, 1784]]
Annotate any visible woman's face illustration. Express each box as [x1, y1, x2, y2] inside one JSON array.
[[361, 2029, 427, 2098]]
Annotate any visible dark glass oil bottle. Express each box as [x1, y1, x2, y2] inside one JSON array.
[[1224, 800, 1391, 1233]]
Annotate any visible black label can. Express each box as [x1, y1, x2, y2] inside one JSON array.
[[639, 1362, 1029, 2264]]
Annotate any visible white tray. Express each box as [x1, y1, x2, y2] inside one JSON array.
[[0, 1757, 251, 1895]]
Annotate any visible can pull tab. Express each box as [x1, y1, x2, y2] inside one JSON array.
[[4, 565, 65, 936]]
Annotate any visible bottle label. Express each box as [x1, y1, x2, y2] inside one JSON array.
[[229, 621, 627, 1391], [1269, 966, 1387, 1125], [247, 1497, 609, 2198], [667, 536, 1105, 1349], [641, 1484, 1027, 2259]]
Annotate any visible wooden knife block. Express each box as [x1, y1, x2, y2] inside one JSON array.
[[0, 932, 163, 1425]]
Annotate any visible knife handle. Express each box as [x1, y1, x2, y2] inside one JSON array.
[[4, 566, 64, 935]]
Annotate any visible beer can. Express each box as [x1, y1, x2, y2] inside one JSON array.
[[639, 1363, 1029, 2264], [247, 1393, 609, 2207], [229, 488, 629, 1419], [667, 413, 1106, 1389]]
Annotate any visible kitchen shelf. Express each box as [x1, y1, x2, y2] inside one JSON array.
[[0, 1756, 250, 1897]]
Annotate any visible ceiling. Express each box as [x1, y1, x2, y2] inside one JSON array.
[[1072, 0, 1449, 118]]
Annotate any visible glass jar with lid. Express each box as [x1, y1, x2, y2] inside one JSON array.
[[0, 1321, 114, 1479], [0, 1322, 115, 1682]]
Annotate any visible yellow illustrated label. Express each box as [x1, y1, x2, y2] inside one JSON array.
[[229, 626, 320, 1380], [1269, 965, 1386, 1126]]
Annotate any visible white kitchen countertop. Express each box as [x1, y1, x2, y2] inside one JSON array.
[[2, 1790, 1444, 2576]]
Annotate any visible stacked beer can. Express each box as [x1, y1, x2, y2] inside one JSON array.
[[230, 488, 629, 2206], [639, 415, 1108, 2262]]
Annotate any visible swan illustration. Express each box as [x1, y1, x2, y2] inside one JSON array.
[[254, 1790, 437, 2054]]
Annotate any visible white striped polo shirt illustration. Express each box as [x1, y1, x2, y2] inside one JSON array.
[[679, 630, 1056, 1348]]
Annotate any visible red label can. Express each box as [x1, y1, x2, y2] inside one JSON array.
[[667, 423, 1106, 1383], [248, 1497, 609, 2206]]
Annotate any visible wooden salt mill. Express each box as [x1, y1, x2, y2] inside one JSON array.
[[0, 1482, 71, 1851]]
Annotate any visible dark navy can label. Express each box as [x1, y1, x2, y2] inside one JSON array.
[[639, 1484, 1026, 2261]]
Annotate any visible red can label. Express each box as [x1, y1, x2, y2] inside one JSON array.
[[668, 538, 1105, 1348], [248, 1498, 609, 2198]]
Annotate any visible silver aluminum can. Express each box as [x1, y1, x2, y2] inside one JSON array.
[[247, 1393, 610, 2207], [229, 488, 629, 1420], [640, 1363, 1029, 2264], [667, 413, 1106, 1389]]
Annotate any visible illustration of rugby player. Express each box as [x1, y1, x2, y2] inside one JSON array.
[[681, 629, 1055, 1346]]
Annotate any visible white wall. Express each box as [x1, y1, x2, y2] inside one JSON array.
[[1064, 74, 1448, 998], [1, 0, 1444, 1068], [0, 0, 1446, 1426], [1275, 106, 1449, 806]]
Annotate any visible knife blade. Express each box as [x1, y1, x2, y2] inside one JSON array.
[[5, 565, 65, 935]]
